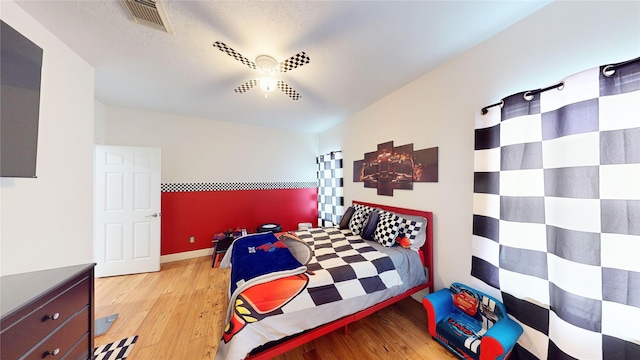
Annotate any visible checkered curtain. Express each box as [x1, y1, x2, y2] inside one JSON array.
[[317, 151, 344, 227], [472, 58, 640, 360]]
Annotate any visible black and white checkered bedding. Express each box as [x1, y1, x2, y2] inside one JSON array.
[[215, 226, 425, 360], [291, 227, 403, 307]]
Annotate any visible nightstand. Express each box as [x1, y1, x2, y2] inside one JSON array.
[[212, 236, 234, 267]]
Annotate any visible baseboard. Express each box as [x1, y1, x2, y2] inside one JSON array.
[[410, 288, 429, 302], [160, 248, 213, 264]]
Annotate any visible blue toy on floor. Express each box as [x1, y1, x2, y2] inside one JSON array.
[[422, 283, 523, 360]]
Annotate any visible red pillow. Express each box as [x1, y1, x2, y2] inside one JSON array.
[[396, 236, 411, 248]]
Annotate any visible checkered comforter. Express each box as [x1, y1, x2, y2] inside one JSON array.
[[215, 227, 406, 360], [292, 227, 403, 306]]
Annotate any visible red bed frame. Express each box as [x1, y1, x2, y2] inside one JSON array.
[[244, 201, 434, 359]]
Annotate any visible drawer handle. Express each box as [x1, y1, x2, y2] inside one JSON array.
[[47, 348, 60, 356], [46, 312, 60, 321]]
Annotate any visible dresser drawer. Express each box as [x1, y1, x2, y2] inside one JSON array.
[[64, 333, 91, 360], [1, 276, 90, 359], [23, 306, 90, 360]]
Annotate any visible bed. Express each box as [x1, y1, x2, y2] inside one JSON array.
[[215, 201, 434, 360]]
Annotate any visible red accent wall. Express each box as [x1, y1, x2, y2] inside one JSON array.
[[161, 188, 318, 255]]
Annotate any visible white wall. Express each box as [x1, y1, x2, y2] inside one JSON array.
[[0, 1, 95, 276], [103, 105, 318, 183], [94, 100, 106, 145], [319, 0, 640, 292]]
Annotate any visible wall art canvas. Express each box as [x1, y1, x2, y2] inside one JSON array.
[[354, 141, 438, 196]]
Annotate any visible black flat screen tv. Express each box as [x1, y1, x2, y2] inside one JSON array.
[[1, 20, 43, 178]]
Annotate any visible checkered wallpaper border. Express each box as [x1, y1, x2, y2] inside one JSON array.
[[161, 181, 317, 193]]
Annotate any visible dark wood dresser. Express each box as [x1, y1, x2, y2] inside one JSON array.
[[1, 263, 95, 360]]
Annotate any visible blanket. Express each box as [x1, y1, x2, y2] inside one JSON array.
[[225, 232, 307, 323], [216, 227, 407, 360], [290, 227, 403, 307]]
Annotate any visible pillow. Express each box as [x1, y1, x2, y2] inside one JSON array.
[[373, 210, 402, 247], [353, 203, 374, 214], [361, 210, 380, 240], [400, 215, 427, 250], [396, 213, 427, 251], [349, 209, 369, 235], [396, 236, 411, 248], [348, 204, 375, 235], [339, 206, 355, 229]]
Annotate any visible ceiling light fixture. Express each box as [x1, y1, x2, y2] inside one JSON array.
[[259, 76, 278, 92], [255, 55, 279, 94]]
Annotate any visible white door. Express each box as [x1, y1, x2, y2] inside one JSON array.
[[94, 145, 161, 278]]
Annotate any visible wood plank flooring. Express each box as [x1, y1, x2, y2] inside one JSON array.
[[94, 256, 455, 360]]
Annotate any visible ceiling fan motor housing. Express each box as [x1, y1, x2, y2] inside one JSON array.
[[255, 55, 278, 74]]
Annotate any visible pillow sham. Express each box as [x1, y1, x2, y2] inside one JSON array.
[[361, 210, 380, 240], [339, 206, 355, 229], [396, 213, 428, 251], [348, 204, 376, 235], [349, 209, 368, 235], [353, 203, 375, 214], [373, 210, 402, 247]]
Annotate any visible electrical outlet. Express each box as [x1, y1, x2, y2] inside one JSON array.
[[189, 236, 195, 243]]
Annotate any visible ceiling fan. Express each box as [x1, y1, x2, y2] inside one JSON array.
[[213, 41, 310, 100]]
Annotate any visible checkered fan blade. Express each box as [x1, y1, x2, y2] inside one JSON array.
[[277, 81, 301, 100], [213, 41, 256, 70], [234, 80, 257, 94], [278, 52, 310, 73]]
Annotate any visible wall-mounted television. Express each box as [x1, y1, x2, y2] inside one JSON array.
[[1, 20, 43, 178]]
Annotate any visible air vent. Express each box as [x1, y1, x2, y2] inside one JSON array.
[[120, 0, 173, 33]]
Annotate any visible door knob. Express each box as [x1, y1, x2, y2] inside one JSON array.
[[146, 213, 160, 218]]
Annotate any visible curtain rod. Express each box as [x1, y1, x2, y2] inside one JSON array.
[[602, 56, 640, 76], [481, 82, 563, 115], [481, 56, 640, 115], [481, 101, 503, 115]]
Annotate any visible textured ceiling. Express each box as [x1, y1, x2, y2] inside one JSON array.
[[15, 1, 551, 133]]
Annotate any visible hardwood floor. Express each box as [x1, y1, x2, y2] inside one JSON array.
[[94, 256, 456, 359]]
